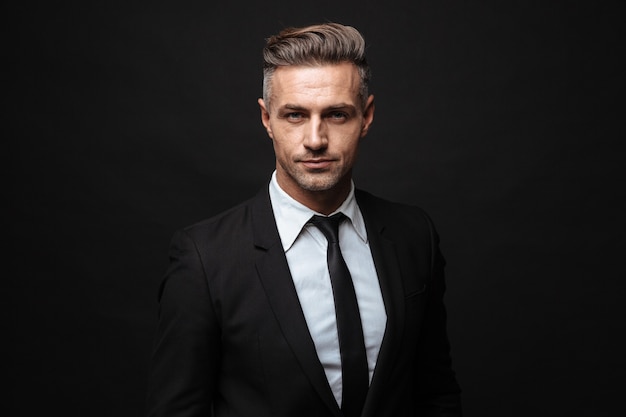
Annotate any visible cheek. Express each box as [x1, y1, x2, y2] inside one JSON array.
[[272, 124, 301, 145], [337, 138, 361, 159], [272, 136, 297, 159]]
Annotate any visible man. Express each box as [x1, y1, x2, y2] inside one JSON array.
[[146, 22, 462, 417]]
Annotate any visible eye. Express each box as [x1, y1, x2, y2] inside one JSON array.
[[285, 112, 303, 121], [327, 111, 348, 121]]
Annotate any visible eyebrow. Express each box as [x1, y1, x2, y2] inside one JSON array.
[[280, 104, 307, 111]]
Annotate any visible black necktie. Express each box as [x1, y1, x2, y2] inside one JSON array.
[[309, 213, 369, 417]]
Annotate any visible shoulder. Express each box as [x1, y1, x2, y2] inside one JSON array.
[[184, 198, 254, 235], [355, 189, 437, 231], [355, 189, 445, 275], [171, 188, 265, 253]]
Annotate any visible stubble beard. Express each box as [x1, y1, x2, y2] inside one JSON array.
[[280, 160, 346, 192]]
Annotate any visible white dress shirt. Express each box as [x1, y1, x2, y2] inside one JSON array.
[[268, 171, 387, 407]]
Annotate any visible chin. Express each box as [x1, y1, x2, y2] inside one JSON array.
[[296, 173, 342, 192]]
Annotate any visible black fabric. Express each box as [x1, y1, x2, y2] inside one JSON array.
[[309, 213, 369, 417], [145, 187, 462, 417]]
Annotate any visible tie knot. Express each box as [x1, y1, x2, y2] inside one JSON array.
[[310, 212, 346, 243]]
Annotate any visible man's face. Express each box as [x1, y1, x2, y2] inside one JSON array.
[[258, 62, 374, 206]]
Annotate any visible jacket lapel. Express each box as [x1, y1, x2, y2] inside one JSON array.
[[250, 188, 342, 417], [356, 191, 407, 414]]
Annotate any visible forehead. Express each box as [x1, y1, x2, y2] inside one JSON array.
[[269, 63, 361, 109]]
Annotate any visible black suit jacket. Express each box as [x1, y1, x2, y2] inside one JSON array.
[[146, 186, 462, 417]]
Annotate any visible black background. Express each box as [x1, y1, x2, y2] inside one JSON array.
[[8, 1, 625, 416]]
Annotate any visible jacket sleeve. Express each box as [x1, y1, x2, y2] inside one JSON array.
[[146, 229, 221, 417], [414, 214, 463, 416]]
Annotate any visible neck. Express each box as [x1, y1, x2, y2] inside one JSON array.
[[301, 188, 350, 216]]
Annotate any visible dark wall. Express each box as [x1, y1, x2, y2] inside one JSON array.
[[8, 1, 624, 416]]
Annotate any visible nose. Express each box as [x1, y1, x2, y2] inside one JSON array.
[[303, 116, 327, 151]]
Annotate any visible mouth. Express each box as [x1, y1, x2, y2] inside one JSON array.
[[300, 159, 334, 170]]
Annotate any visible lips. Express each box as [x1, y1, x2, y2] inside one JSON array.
[[301, 159, 333, 169]]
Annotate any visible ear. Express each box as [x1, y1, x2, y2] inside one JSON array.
[[258, 98, 273, 139], [360, 95, 375, 137]]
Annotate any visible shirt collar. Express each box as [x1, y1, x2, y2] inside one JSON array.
[[268, 171, 368, 251]]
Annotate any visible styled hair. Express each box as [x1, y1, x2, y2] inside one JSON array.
[[262, 22, 371, 111]]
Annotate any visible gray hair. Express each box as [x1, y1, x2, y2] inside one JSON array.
[[262, 23, 371, 111]]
